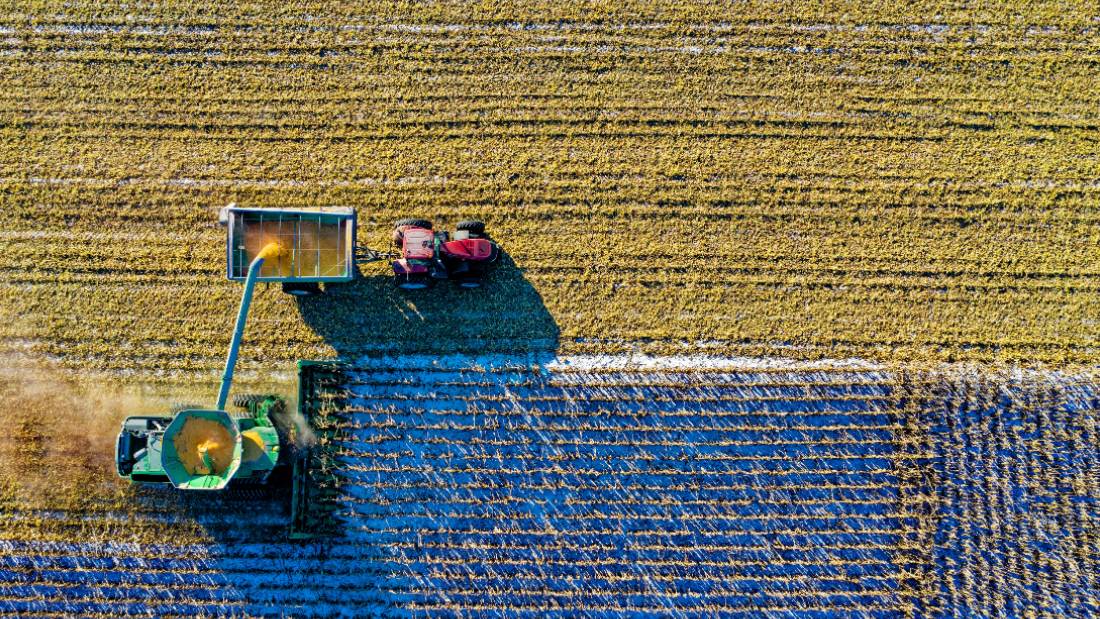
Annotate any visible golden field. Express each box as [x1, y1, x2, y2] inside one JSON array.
[[2, 1, 1100, 391], [0, 2, 1098, 616]]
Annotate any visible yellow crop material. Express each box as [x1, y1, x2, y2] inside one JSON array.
[[174, 418, 234, 476], [256, 241, 287, 262], [241, 429, 266, 463]]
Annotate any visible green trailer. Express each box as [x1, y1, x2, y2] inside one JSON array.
[[219, 204, 357, 296]]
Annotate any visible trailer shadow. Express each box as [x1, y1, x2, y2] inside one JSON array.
[[294, 251, 560, 361]]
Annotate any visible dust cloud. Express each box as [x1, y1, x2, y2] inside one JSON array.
[[0, 367, 153, 499]]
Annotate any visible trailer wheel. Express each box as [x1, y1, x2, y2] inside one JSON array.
[[456, 220, 486, 237], [282, 282, 322, 296]]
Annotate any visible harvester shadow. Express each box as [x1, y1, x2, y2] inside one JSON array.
[[134, 480, 297, 545], [296, 251, 560, 360], [150, 253, 560, 545]]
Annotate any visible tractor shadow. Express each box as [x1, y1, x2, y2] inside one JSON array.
[[286, 249, 560, 541], [295, 251, 560, 360]]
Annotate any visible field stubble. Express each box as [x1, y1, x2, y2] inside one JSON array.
[[2, 2, 1100, 377], [1, 2, 1099, 617]]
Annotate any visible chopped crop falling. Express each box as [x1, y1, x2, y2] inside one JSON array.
[[1, 1, 1098, 617]]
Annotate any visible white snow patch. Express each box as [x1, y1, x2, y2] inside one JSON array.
[[347, 353, 885, 372], [543, 354, 884, 371], [31, 24, 217, 36]]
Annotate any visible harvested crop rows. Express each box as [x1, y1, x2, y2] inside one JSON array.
[[2, 1, 1100, 617], [3, 2, 1100, 380], [3, 356, 1098, 617]]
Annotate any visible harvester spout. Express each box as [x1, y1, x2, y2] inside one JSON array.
[[216, 242, 285, 410]]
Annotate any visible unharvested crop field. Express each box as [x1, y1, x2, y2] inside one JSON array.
[[4, 1, 1100, 378], [3, 357, 1099, 617], [1, 1, 1099, 617]]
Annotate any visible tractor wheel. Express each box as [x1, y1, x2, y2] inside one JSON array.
[[395, 218, 432, 230], [282, 282, 322, 297], [394, 274, 432, 290], [456, 220, 486, 237]]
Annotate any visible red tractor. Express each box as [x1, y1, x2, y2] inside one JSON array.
[[390, 219, 500, 289]]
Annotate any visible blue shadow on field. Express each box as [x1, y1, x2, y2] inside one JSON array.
[[294, 250, 560, 361]]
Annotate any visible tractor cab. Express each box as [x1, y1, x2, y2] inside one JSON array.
[[441, 238, 495, 261], [391, 219, 500, 289]]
